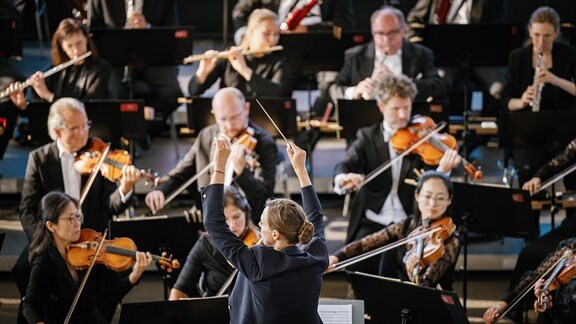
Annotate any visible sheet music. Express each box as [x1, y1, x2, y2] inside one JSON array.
[[318, 304, 352, 324]]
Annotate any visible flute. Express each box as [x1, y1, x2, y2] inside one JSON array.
[[182, 45, 283, 65], [0, 51, 93, 100]]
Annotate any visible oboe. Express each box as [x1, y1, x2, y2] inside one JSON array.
[[530, 52, 544, 112]]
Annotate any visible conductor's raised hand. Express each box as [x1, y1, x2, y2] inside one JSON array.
[[286, 142, 311, 187], [212, 136, 231, 171]]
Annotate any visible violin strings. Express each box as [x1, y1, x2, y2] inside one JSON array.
[[255, 99, 289, 142]]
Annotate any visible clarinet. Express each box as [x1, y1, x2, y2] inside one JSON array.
[[280, 0, 320, 32], [530, 52, 544, 112]]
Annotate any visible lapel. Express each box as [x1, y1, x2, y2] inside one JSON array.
[[401, 40, 416, 78], [374, 123, 391, 178], [48, 245, 79, 289], [469, 0, 483, 23], [47, 143, 66, 192], [363, 42, 377, 79]]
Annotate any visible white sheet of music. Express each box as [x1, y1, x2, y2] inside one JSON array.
[[317, 304, 353, 324]]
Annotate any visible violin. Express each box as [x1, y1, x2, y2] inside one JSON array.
[[73, 137, 156, 183], [403, 217, 456, 283], [542, 252, 576, 292], [390, 116, 483, 180], [241, 227, 260, 247], [231, 127, 260, 171], [66, 228, 180, 272]]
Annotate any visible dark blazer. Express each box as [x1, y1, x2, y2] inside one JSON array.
[[406, 0, 507, 26], [502, 42, 576, 111], [333, 122, 427, 243], [172, 234, 234, 297], [32, 58, 111, 101], [19, 140, 134, 240], [89, 0, 178, 28], [232, 0, 355, 31], [330, 41, 447, 100], [23, 244, 134, 324], [203, 184, 328, 324], [189, 53, 292, 98], [155, 122, 279, 223]]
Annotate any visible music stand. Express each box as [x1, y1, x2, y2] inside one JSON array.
[[186, 96, 298, 139], [0, 16, 23, 59], [450, 181, 537, 310], [418, 23, 524, 158], [279, 30, 372, 74], [109, 215, 203, 299], [24, 100, 146, 148], [90, 27, 194, 68], [499, 110, 576, 149], [347, 271, 469, 324], [0, 232, 5, 252], [336, 99, 450, 141], [119, 296, 229, 323]]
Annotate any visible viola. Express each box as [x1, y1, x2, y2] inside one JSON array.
[[402, 217, 456, 282], [544, 253, 576, 292], [73, 137, 156, 183], [66, 228, 180, 272], [241, 228, 260, 247], [390, 116, 483, 180]]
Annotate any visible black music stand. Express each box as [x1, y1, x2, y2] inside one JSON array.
[[109, 216, 203, 299], [451, 182, 536, 310], [348, 271, 469, 324], [279, 30, 372, 75], [185, 96, 297, 139], [336, 99, 450, 141], [119, 296, 229, 323], [24, 100, 146, 149], [418, 24, 524, 159], [0, 232, 5, 252], [0, 16, 23, 59], [499, 110, 576, 228]]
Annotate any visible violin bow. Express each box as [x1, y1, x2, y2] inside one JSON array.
[[326, 226, 442, 273], [78, 143, 111, 208], [497, 250, 572, 322], [341, 122, 446, 218], [64, 230, 108, 324], [535, 162, 576, 195]]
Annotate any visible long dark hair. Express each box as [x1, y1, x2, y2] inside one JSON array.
[[28, 192, 78, 262], [412, 171, 453, 226], [51, 18, 99, 66]]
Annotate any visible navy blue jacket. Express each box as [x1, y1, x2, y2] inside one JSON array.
[[203, 184, 328, 324]]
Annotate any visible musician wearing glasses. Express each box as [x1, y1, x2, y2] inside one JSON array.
[[503, 6, 576, 112], [145, 88, 279, 224], [328, 171, 460, 290], [329, 7, 447, 103], [332, 75, 460, 277], [13, 98, 142, 320], [7, 18, 111, 108], [189, 9, 292, 98]]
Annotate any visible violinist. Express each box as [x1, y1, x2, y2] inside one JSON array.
[[487, 138, 576, 323], [7, 18, 111, 109], [145, 87, 279, 223], [328, 171, 460, 290], [484, 238, 576, 324], [13, 98, 142, 320], [169, 185, 259, 299], [332, 74, 460, 276], [24, 191, 152, 324], [189, 9, 292, 98], [204, 137, 327, 323]]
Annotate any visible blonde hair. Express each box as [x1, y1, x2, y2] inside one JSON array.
[[265, 199, 313, 245], [241, 8, 279, 49]]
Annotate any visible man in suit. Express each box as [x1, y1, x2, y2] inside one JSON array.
[[329, 6, 447, 103], [145, 87, 278, 224], [333, 74, 459, 275], [14, 97, 141, 323]]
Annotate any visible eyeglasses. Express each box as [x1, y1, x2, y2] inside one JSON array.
[[372, 28, 403, 38], [418, 194, 450, 203], [62, 120, 92, 133], [59, 212, 84, 224]]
